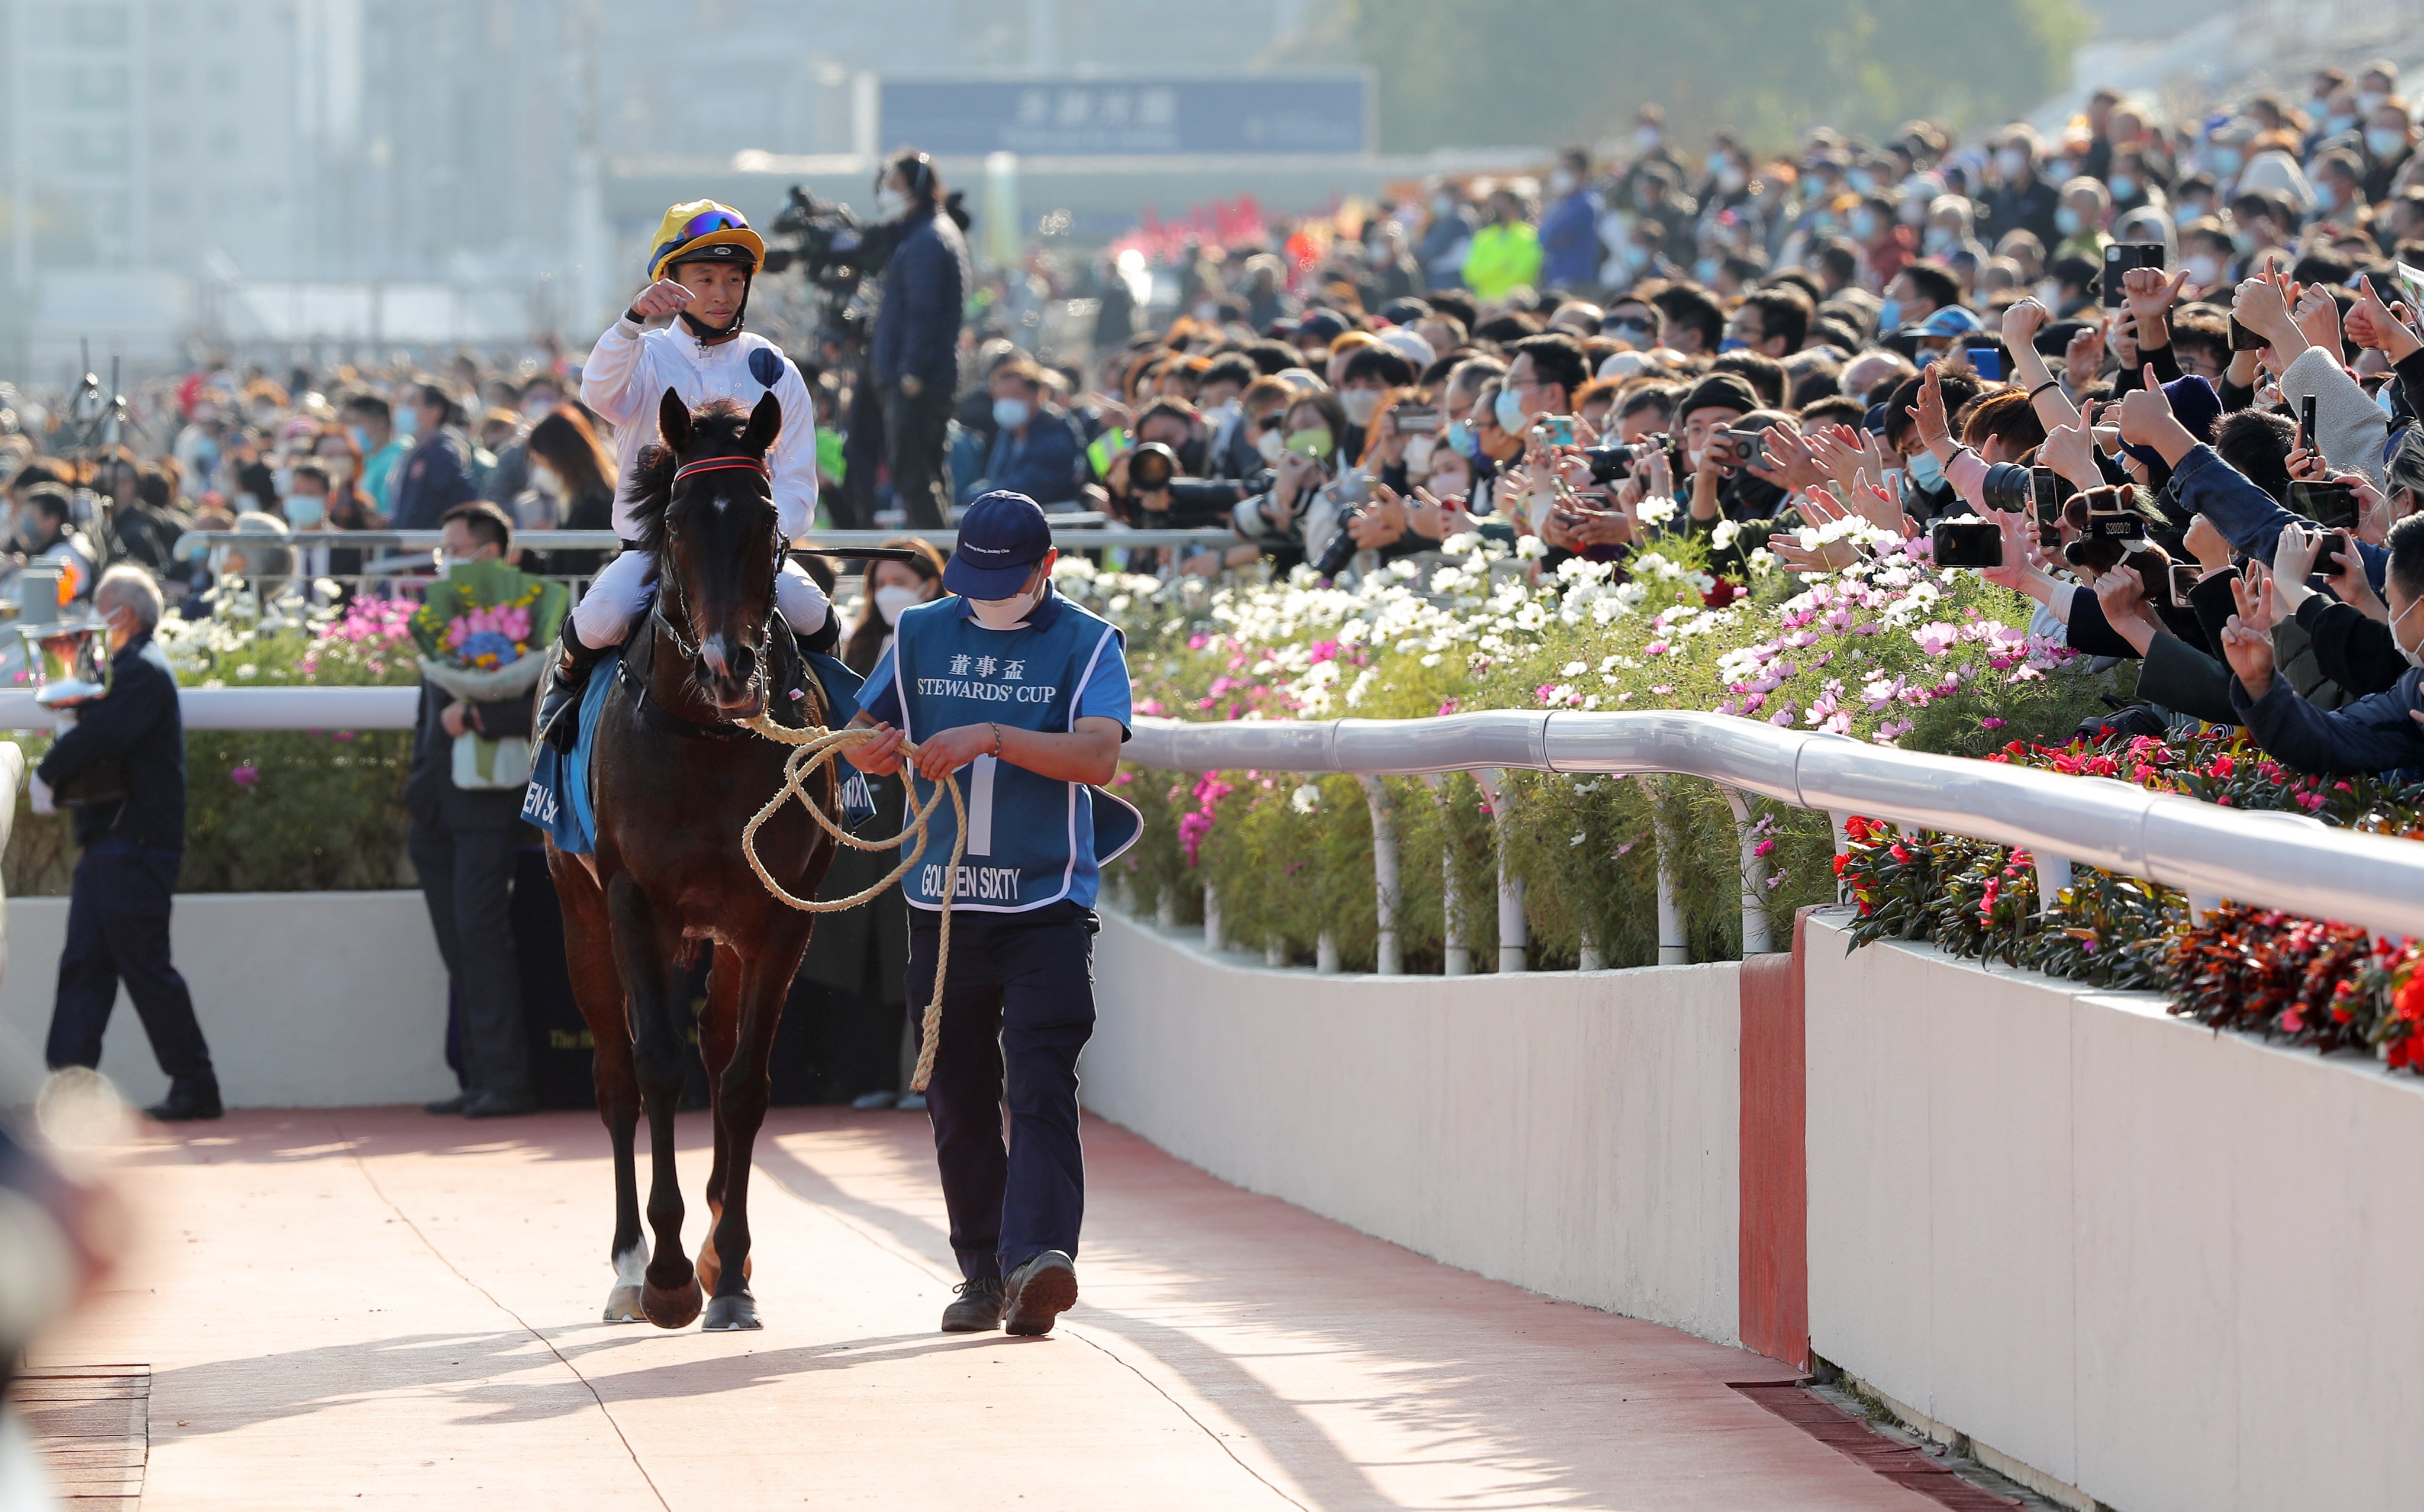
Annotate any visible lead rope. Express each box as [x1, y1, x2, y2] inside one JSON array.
[[737, 716, 964, 1092]]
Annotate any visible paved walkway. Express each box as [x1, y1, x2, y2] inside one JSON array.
[[37, 1108, 1943, 1511]]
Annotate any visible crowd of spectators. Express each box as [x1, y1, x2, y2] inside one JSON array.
[[1011, 63, 2424, 780]]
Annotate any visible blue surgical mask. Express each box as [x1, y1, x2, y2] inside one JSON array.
[[1907, 449, 1945, 492], [1445, 419, 1475, 457], [282, 494, 326, 527], [2109, 174, 2137, 203], [992, 396, 1031, 428], [1493, 385, 1527, 433], [395, 406, 420, 439], [2055, 207, 2083, 237], [2370, 128, 2410, 160], [1877, 298, 1903, 331]]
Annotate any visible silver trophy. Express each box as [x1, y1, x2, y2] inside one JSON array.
[[14, 618, 112, 708]]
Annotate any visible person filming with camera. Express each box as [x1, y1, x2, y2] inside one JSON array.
[[872, 149, 972, 531]]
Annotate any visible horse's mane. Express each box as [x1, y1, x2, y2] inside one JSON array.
[[627, 398, 759, 557]]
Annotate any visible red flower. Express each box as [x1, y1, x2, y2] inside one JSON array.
[[1832, 853, 1850, 877]]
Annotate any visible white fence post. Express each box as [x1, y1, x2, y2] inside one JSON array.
[[1203, 884, 1223, 952], [1471, 768, 1527, 974], [2033, 853, 2072, 915], [1421, 773, 1471, 976], [1359, 774, 1402, 976], [1653, 785, 1688, 965], [1719, 785, 1773, 956]]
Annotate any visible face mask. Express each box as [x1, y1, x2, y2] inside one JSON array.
[[2232, 231, 2257, 254], [1907, 448, 1945, 492], [1848, 169, 1876, 196], [1717, 165, 1748, 195], [2394, 595, 2424, 669], [282, 494, 326, 527], [1432, 193, 1453, 215], [2175, 201, 2209, 228], [1850, 209, 1878, 240], [348, 425, 372, 453], [2361, 90, 2388, 117], [1403, 436, 1437, 474], [439, 550, 476, 571], [1445, 419, 1475, 457], [876, 188, 908, 219], [2327, 114, 2358, 137], [1256, 428, 1286, 464], [1285, 427, 1335, 462], [2187, 254, 2223, 286], [1550, 170, 1577, 195], [532, 463, 562, 497], [2036, 278, 2065, 307], [396, 406, 421, 439], [2371, 128, 2409, 159], [992, 396, 1031, 428], [1923, 227, 1956, 256], [523, 395, 559, 421], [1493, 385, 1527, 433], [873, 583, 921, 627], [1996, 147, 2028, 179], [2212, 147, 2242, 176], [2109, 174, 2138, 202], [1340, 389, 1382, 427], [969, 580, 1040, 631], [271, 465, 293, 498], [2055, 207, 2083, 237], [1695, 256, 1722, 284], [1877, 298, 1903, 331], [1634, 126, 1661, 152], [1622, 243, 1651, 270], [1898, 196, 1928, 226]]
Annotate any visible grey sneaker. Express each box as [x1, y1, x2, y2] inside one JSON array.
[[1003, 1250, 1078, 1337], [941, 1276, 1004, 1333]]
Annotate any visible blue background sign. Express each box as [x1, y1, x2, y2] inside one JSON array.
[[879, 76, 1370, 157]]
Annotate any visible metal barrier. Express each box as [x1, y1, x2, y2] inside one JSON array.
[[1128, 710, 2424, 962], [171, 524, 1239, 558], [15, 692, 2393, 962]]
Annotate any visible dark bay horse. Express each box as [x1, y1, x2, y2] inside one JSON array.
[[545, 389, 837, 1332]]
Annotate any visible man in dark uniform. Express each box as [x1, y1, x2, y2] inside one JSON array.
[[37, 564, 221, 1121], [845, 491, 1137, 1337]]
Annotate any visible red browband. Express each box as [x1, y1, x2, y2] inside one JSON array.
[[672, 456, 771, 483]]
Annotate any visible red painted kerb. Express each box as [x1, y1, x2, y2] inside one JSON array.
[[1737, 905, 1813, 1370]]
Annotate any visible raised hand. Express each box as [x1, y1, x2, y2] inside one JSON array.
[[2231, 274, 2306, 357], [2122, 264, 2191, 343], [2001, 296, 2049, 352], [2065, 321, 2107, 390], [631, 278, 697, 318], [2343, 276, 2423, 361], [2115, 364, 2177, 447], [2293, 284, 2345, 357], [1905, 365, 1952, 453]]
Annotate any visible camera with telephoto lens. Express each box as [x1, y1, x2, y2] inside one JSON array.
[[1978, 461, 2037, 514], [1125, 441, 1252, 527], [1311, 473, 1384, 578], [1584, 432, 1674, 484]]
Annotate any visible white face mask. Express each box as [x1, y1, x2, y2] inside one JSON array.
[[532, 462, 562, 497], [872, 583, 921, 627], [1550, 169, 1578, 195], [1340, 389, 1382, 427], [1403, 435, 1437, 475], [1256, 428, 1285, 464], [1996, 147, 2029, 179], [875, 187, 908, 220], [969, 579, 1041, 631], [2393, 595, 2424, 669]]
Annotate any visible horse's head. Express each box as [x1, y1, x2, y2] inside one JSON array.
[[640, 388, 784, 715]]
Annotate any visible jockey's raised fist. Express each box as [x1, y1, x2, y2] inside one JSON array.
[[631, 279, 695, 320]]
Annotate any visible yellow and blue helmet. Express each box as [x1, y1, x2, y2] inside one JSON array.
[[646, 201, 765, 283]]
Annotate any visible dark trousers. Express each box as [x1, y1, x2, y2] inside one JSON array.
[[882, 384, 955, 531], [908, 902, 1098, 1280], [408, 823, 531, 1098], [49, 841, 215, 1094]]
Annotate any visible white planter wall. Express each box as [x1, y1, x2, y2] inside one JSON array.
[[0, 891, 454, 1109], [1085, 912, 1745, 1344], [1804, 911, 2424, 1512]]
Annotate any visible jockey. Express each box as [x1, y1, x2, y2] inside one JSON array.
[[539, 200, 833, 746]]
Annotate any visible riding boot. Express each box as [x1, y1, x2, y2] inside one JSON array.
[[538, 620, 612, 755]]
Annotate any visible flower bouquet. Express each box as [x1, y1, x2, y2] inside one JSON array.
[[410, 559, 569, 790]]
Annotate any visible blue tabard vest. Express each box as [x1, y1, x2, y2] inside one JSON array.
[[887, 589, 1138, 912]]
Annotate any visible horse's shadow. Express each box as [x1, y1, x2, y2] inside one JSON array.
[[147, 1326, 1026, 1437]]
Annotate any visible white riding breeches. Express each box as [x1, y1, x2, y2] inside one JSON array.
[[570, 549, 831, 648]]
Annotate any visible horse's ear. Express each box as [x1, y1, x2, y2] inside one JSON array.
[[746, 390, 784, 455], [659, 388, 691, 453]]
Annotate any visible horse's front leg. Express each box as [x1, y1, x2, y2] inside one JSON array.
[[702, 918, 815, 1332], [695, 943, 742, 1297], [608, 876, 701, 1329]]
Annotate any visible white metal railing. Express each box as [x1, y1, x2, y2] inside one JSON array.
[[12, 692, 2406, 963], [1129, 711, 2424, 964]]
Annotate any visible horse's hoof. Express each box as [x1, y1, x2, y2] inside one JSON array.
[[603, 1285, 645, 1324], [701, 1293, 762, 1332], [641, 1276, 704, 1329]]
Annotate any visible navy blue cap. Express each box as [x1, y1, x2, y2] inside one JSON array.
[[944, 491, 1053, 596]]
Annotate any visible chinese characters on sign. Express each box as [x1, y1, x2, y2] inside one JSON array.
[[878, 76, 1370, 157]]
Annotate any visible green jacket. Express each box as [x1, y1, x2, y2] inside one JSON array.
[[1462, 222, 1544, 301]]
